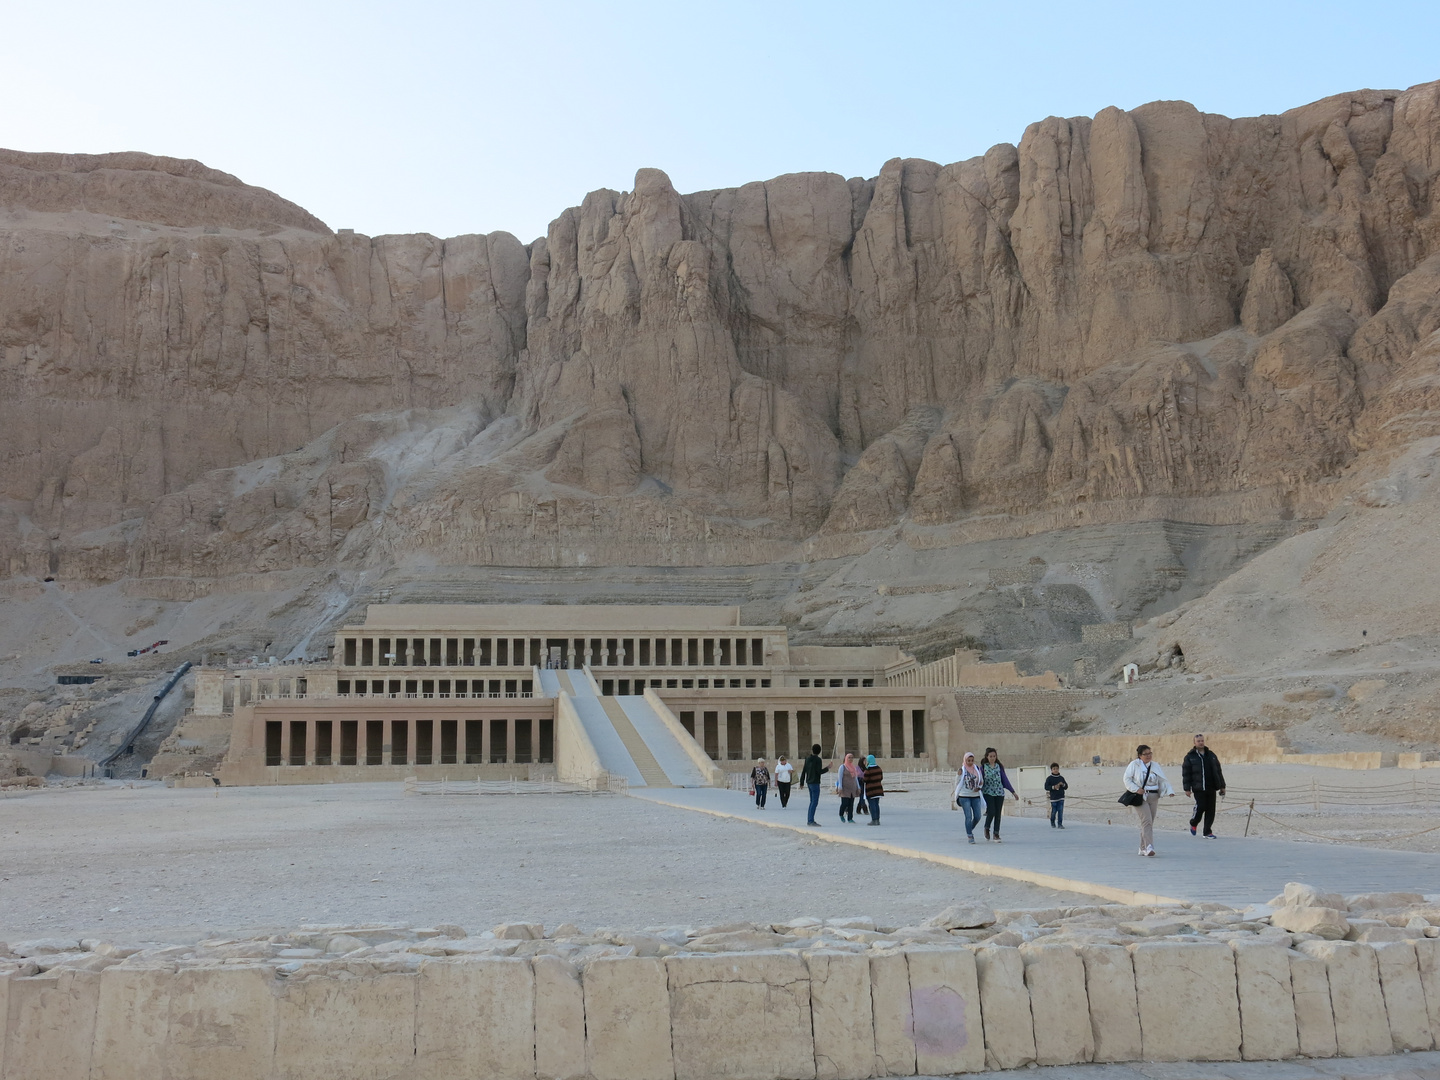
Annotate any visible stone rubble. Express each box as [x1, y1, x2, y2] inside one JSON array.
[[5, 883, 1437, 979]]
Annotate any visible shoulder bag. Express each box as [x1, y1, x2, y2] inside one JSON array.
[[1118, 764, 1151, 806]]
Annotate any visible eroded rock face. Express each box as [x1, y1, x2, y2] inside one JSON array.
[[2, 82, 1440, 581]]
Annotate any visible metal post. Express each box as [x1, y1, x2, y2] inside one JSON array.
[[1244, 798, 1255, 837]]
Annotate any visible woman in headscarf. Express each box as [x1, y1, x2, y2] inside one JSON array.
[[980, 747, 1017, 842], [862, 754, 884, 825], [953, 751, 984, 844], [835, 752, 862, 823], [750, 758, 771, 808]]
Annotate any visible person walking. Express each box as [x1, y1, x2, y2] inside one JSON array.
[[1044, 762, 1068, 828], [981, 747, 1018, 842], [1123, 744, 1175, 856], [750, 758, 771, 809], [862, 754, 884, 825], [1181, 734, 1226, 838], [773, 755, 794, 808], [954, 752, 984, 843], [801, 743, 829, 826], [836, 752, 862, 823]]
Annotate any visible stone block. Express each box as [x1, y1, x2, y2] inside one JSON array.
[[1019, 943, 1092, 1065], [164, 965, 277, 1080], [1371, 941, 1433, 1051], [807, 951, 875, 1080], [1288, 951, 1337, 1059], [534, 955, 586, 1080], [1282, 882, 1347, 909], [2, 968, 101, 1080], [416, 958, 535, 1080], [922, 905, 995, 930], [973, 946, 1034, 1070], [1417, 940, 1440, 1049], [1076, 944, 1140, 1063], [1347, 892, 1425, 910], [1230, 941, 1298, 1060], [274, 968, 417, 1080], [584, 956, 672, 1080], [1270, 905, 1349, 939], [868, 951, 916, 1077], [1295, 941, 1391, 1057], [668, 952, 814, 1080], [1130, 941, 1240, 1061], [905, 946, 984, 1074], [90, 964, 172, 1080]]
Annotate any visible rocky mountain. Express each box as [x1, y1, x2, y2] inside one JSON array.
[[1, 84, 1438, 633]]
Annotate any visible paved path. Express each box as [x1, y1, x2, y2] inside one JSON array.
[[629, 788, 1440, 907]]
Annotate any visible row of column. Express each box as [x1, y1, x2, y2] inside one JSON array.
[[675, 707, 927, 764], [338, 678, 534, 698], [340, 635, 768, 669], [264, 717, 551, 767]]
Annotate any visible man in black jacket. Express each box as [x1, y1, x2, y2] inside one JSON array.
[[1181, 734, 1226, 838], [800, 743, 829, 827]]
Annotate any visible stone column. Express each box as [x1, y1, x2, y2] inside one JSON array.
[[717, 709, 729, 763], [306, 719, 317, 765], [764, 711, 776, 762]]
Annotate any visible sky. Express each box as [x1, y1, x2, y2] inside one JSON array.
[[4, 0, 1437, 243]]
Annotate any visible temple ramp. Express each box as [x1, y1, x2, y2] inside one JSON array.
[[597, 697, 672, 788], [537, 669, 562, 696], [566, 672, 646, 786], [615, 696, 713, 788]]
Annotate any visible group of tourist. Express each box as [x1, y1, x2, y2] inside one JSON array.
[[950, 734, 1228, 855], [748, 746, 886, 826], [746, 734, 1229, 856]]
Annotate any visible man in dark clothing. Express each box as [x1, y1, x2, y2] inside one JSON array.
[[800, 743, 829, 826], [1182, 733, 1226, 838]]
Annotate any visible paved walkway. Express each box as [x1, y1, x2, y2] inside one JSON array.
[[629, 788, 1440, 907]]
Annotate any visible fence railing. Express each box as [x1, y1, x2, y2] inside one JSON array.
[[403, 773, 626, 796]]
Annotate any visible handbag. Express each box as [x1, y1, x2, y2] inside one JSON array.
[[1119, 764, 1152, 806]]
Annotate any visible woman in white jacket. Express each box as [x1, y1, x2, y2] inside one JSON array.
[[1123, 744, 1175, 856]]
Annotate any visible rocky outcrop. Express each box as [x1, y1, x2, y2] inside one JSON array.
[[2, 81, 1439, 582]]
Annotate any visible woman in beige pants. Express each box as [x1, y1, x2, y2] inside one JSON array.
[[1123, 744, 1175, 856]]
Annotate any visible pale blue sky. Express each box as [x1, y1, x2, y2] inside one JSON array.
[[5, 0, 1436, 242]]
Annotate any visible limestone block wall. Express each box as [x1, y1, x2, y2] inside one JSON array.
[[3, 939, 1437, 1079], [956, 688, 1099, 733]]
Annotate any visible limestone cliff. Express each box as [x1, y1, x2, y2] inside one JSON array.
[[2, 82, 1439, 584]]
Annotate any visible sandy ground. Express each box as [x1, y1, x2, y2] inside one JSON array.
[[885, 762, 1440, 853], [0, 782, 1093, 945]]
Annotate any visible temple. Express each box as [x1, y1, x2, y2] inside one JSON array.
[[185, 604, 1082, 786]]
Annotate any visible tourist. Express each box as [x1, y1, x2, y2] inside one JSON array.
[[1044, 762, 1067, 829], [773, 755, 794, 807], [954, 752, 984, 843], [836, 752, 862, 823], [981, 747, 1017, 842], [1181, 733, 1226, 839], [750, 758, 771, 809], [862, 754, 884, 825], [801, 743, 829, 826], [1123, 744, 1175, 856]]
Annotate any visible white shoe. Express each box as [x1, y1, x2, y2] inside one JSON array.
[[1145, 845, 1156, 857]]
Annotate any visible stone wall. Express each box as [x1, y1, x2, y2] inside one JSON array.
[[1080, 622, 1134, 645], [955, 689, 1098, 733], [2, 938, 1436, 1077]]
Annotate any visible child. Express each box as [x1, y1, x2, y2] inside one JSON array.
[[1044, 763, 1067, 829]]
